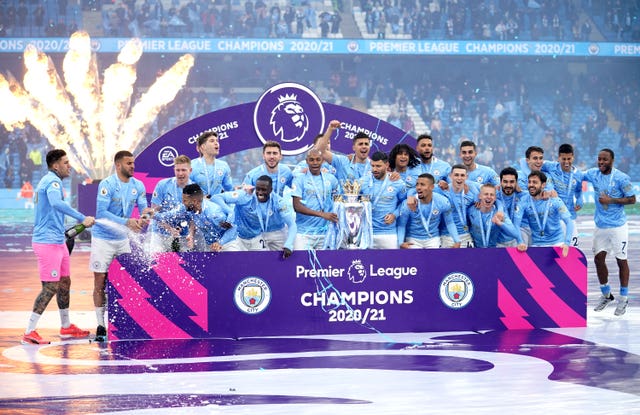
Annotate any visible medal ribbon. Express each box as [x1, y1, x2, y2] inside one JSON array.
[[530, 198, 550, 236], [418, 202, 434, 238]]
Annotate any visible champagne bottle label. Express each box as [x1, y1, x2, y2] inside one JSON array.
[[65, 224, 86, 239]]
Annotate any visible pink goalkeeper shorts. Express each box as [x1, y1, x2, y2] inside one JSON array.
[[32, 242, 70, 282]]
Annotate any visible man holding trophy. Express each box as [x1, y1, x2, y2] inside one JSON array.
[[291, 149, 340, 250], [316, 120, 374, 249]]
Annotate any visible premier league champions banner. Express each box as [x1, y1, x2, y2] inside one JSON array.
[[106, 82, 587, 340], [134, 82, 413, 184], [107, 247, 587, 340], [79, 82, 413, 213]]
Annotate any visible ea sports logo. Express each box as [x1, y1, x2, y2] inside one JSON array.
[[158, 146, 179, 167], [253, 83, 325, 156]]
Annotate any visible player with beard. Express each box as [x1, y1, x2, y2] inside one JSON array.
[[405, 134, 451, 188], [360, 151, 407, 249], [541, 143, 583, 247], [397, 173, 460, 249], [291, 149, 340, 250], [467, 184, 525, 249], [583, 148, 636, 316], [436, 164, 480, 248], [179, 184, 238, 252], [152, 183, 238, 252], [496, 167, 528, 247], [22, 149, 95, 344], [90, 150, 152, 342], [513, 171, 572, 257], [243, 141, 293, 197]]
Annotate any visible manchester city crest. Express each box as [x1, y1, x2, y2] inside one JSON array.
[[234, 276, 272, 314], [439, 272, 475, 309]]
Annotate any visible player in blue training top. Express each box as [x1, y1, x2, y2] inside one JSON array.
[[90, 150, 152, 342], [225, 175, 297, 258], [22, 149, 95, 345], [360, 151, 407, 249], [513, 171, 573, 257], [467, 184, 525, 249], [149, 154, 194, 253], [243, 141, 293, 197], [291, 148, 340, 250], [189, 131, 233, 198], [583, 148, 636, 316], [397, 173, 460, 249], [541, 143, 583, 247], [405, 134, 451, 188], [458, 139, 499, 186]]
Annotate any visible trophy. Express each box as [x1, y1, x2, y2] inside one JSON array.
[[325, 180, 373, 249]]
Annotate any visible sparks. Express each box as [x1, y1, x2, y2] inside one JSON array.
[[0, 32, 194, 179]]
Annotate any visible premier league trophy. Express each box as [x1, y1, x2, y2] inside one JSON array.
[[324, 180, 373, 249]]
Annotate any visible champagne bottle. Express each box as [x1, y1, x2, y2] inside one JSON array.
[[65, 224, 86, 239]]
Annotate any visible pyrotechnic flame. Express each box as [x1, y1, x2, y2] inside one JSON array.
[[0, 33, 194, 179], [0, 73, 28, 129], [122, 54, 195, 156], [63, 31, 101, 166]]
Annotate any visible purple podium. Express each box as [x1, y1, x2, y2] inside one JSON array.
[[107, 247, 587, 341]]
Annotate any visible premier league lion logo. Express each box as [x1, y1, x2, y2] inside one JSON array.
[[348, 259, 367, 284], [253, 82, 325, 156], [270, 93, 309, 143]]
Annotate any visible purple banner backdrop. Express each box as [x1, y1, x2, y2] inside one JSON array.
[[78, 83, 412, 215], [107, 246, 587, 340], [131, 82, 413, 192]]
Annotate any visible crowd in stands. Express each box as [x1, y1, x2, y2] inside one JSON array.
[[2, 55, 638, 190], [0, 0, 83, 37], [99, 0, 340, 39], [358, 0, 561, 40], [0, 0, 639, 41], [1, 1, 639, 190]]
